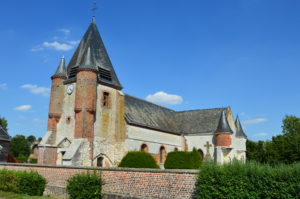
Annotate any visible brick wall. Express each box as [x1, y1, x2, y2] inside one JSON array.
[[0, 163, 198, 199]]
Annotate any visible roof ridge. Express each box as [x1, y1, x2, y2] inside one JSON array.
[[176, 107, 228, 113], [125, 94, 176, 112]]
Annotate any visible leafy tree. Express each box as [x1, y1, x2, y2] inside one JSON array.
[[26, 135, 36, 145], [0, 116, 8, 131], [9, 135, 31, 161]]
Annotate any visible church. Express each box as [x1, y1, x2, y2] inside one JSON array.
[[38, 18, 247, 167], [0, 125, 10, 162]]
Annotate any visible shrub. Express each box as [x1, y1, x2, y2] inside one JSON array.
[[67, 172, 102, 199], [164, 149, 202, 169], [16, 155, 28, 163], [196, 161, 300, 199], [118, 151, 159, 169], [17, 171, 46, 196], [0, 169, 46, 196], [29, 158, 38, 164]]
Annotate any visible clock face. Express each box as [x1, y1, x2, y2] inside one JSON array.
[[67, 85, 74, 95]]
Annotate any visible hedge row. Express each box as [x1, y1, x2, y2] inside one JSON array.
[[0, 169, 46, 196], [164, 149, 202, 169], [118, 151, 159, 168], [196, 161, 300, 199]]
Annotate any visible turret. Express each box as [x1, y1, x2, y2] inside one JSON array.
[[48, 57, 67, 133], [235, 115, 247, 138], [215, 110, 233, 147], [74, 47, 98, 141]]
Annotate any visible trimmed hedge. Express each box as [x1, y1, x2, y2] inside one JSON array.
[[164, 149, 202, 169], [0, 169, 46, 196], [196, 161, 300, 199], [118, 151, 159, 169], [67, 172, 102, 199]]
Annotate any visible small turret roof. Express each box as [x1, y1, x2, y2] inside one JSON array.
[[0, 125, 10, 141], [235, 115, 247, 138], [52, 56, 67, 79], [67, 19, 122, 89], [215, 110, 233, 134]]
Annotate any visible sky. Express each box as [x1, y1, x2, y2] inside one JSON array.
[[0, 0, 300, 141]]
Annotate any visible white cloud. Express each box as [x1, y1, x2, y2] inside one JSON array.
[[253, 132, 269, 137], [57, 28, 71, 35], [68, 40, 80, 45], [21, 84, 50, 96], [43, 41, 74, 51], [145, 91, 183, 105], [0, 83, 7, 90], [243, 118, 268, 125], [31, 46, 44, 52], [13, 105, 32, 112]]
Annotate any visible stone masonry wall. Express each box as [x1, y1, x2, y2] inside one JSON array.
[[0, 163, 198, 199]]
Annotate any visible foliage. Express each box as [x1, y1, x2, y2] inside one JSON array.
[[16, 155, 28, 163], [9, 135, 31, 159], [29, 158, 38, 164], [247, 115, 300, 165], [0, 169, 46, 196], [0, 191, 55, 199], [118, 151, 159, 168], [66, 172, 102, 199], [0, 116, 8, 131], [164, 149, 202, 169], [196, 161, 300, 199], [26, 135, 36, 145]]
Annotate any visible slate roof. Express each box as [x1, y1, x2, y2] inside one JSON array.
[[67, 19, 122, 89], [52, 56, 67, 79], [235, 116, 247, 138], [0, 126, 10, 141], [125, 94, 233, 135], [215, 110, 233, 134]]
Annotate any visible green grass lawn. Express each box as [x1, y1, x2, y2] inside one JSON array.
[[0, 192, 57, 199]]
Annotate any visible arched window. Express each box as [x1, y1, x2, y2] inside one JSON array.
[[97, 157, 104, 167], [140, 144, 148, 152], [159, 146, 166, 164], [198, 149, 204, 159]]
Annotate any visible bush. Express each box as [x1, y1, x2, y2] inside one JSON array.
[[16, 155, 28, 163], [118, 151, 159, 169], [29, 158, 38, 164], [164, 149, 202, 169], [67, 172, 102, 199], [196, 161, 300, 199], [0, 169, 46, 196]]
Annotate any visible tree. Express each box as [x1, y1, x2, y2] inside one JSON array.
[[0, 116, 8, 131], [9, 135, 31, 161], [26, 135, 36, 145]]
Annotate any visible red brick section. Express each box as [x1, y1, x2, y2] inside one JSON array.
[[0, 164, 198, 199], [48, 77, 65, 131], [74, 71, 97, 141], [215, 134, 231, 146]]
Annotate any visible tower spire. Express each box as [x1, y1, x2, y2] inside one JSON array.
[[92, 0, 97, 20], [215, 111, 233, 134], [235, 115, 247, 138], [52, 56, 67, 79]]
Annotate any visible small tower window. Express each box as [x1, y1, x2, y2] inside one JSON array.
[[140, 144, 148, 152], [102, 92, 110, 107], [97, 157, 104, 167]]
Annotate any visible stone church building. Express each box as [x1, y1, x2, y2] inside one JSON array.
[[0, 125, 10, 162], [38, 18, 247, 167]]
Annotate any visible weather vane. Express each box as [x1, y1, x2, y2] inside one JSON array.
[[92, 0, 97, 18]]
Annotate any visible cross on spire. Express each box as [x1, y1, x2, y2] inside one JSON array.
[[92, 0, 97, 18]]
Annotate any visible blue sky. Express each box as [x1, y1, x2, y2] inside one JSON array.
[[0, 0, 300, 141]]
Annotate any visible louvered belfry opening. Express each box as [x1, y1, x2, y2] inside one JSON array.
[[99, 67, 112, 81], [69, 66, 79, 79]]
